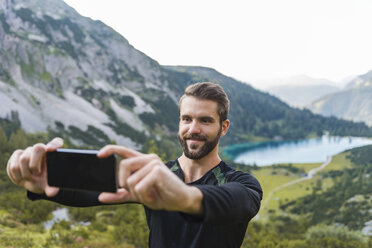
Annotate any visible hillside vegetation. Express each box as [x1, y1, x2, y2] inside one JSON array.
[[1, 119, 372, 247], [1, 1, 372, 247]]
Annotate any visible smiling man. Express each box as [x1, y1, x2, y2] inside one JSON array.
[[177, 87, 230, 182], [7, 82, 262, 248]]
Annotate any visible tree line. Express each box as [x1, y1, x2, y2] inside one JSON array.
[[1, 116, 371, 247]]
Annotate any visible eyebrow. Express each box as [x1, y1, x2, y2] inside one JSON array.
[[200, 116, 215, 122], [180, 115, 215, 121]]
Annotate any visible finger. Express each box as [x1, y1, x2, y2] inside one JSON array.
[[46, 137, 64, 151], [7, 149, 24, 185], [19, 147, 33, 179], [133, 167, 161, 205], [118, 154, 159, 188], [98, 188, 136, 204], [118, 157, 145, 188], [97, 145, 142, 159], [126, 160, 161, 190], [29, 143, 47, 174]]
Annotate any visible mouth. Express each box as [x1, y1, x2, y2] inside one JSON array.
[[187, 139, 204, 143], [184, 134, 207, 142], [186, 138, 206, 147]]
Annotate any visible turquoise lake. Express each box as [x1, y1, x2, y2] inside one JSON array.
[[224, 135, 372, 166]]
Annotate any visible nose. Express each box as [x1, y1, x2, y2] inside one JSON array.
[[188, 120, 201, 134]]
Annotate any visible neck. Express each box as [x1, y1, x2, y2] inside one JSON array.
[[178, 147, 221, 183]]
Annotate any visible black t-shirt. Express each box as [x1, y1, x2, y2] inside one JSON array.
[[28, 160, 263, 248]]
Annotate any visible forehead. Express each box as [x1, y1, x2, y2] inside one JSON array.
[[179, 96, 219, 118]]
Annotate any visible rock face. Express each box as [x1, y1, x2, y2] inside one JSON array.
[[309, 70, 372, 126], [0, 0, 186, 148]]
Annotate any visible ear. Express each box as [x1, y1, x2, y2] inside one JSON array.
[[220, 119, 230, 137]]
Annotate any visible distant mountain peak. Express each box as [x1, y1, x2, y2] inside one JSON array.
[[309, 69, 372, 126], [263, 75, 340, 108], [345, 70, 372, 89]]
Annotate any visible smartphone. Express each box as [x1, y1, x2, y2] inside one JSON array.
[[46, 148, 118, 192]]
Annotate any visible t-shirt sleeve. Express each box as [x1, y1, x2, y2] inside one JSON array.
[[27, 189, 102, 207], [193, 172, 262, 225]]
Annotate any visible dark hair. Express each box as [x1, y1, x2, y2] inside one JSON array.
[[178, 82, 230, 122]]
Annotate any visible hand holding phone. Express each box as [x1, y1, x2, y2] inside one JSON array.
[[47, 148, 118, 192]]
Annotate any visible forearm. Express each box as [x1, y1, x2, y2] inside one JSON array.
[[196, 182, 262, 224], [182, 186, 203, 215]]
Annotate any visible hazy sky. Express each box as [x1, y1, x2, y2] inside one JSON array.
[[63, 0, 372, 87]]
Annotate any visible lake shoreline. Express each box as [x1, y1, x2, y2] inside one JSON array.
[[223, 135, 372, 166]]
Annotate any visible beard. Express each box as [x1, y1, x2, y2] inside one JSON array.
[[178, 127, 222, 160]]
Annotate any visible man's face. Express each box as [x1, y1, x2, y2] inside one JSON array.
[[178, 96, 228, 160]]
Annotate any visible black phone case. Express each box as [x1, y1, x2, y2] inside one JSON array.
[[47, 149, 117, 192]]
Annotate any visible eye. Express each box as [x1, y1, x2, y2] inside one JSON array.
[[201, 118, 213, 124], [182, 116, 191, 122]]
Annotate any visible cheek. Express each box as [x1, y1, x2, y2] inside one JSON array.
[[209, 125, 222, 137], [178, 124, 188, 135]]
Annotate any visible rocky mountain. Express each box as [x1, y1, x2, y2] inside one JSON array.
[[0, 0, 186, 148], [1, 0, 371, 150], [309, 70, 372, 126], [263, 75, 340, 108]]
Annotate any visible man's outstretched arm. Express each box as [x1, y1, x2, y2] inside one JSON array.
[[7, 138, 135, 207], [97, 145, 204, 215]]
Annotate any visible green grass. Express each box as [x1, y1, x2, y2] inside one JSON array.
[[268, 179, 313, 209], [0, 212, 47, 247], [253, 167, 300, 195], [268, 176, 334, 212], [0, 217, 130, 248], [253, 160, 341, 219], [321, 152, 352, 172], [254, 152, 354, 222], [292, 163, 321, 173], [253, 162, 322, 202]]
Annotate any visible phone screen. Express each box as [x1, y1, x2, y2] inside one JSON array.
[[47, 148, 117, 192]]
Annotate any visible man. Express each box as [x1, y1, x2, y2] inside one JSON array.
[[7, 82, 262, 248]]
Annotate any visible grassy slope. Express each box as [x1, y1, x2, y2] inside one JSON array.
[[0, 209, 128, 248], [252, 152, 353, 219]]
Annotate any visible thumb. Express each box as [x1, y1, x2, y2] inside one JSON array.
[[46, 137, 64, 152], [98, 189, 135, 204], [45, 186, 60, 197]]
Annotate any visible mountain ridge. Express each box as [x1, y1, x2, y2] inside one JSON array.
[[259, 75, 341, 108], [309, 70, 372, 126], [1, 0, 372, 150]]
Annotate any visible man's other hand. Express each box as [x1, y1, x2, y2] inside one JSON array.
[[6, 137, 63, 197]]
